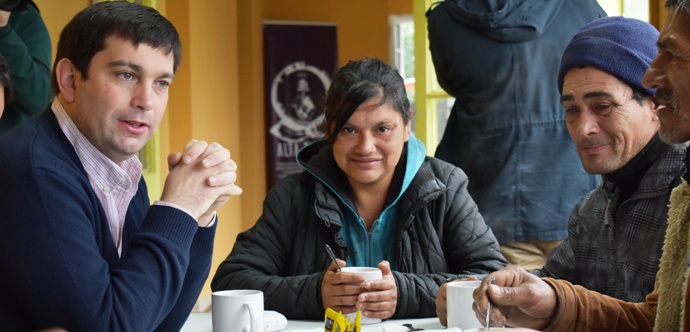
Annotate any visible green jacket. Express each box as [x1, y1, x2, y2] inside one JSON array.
[[0, 4, 51, 135]]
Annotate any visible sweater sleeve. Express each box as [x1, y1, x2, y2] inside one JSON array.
[[541, 277, 656, 331], [155, 225, 215, 331], [0, 165, 203, 331], [0, 5, 52, 133]]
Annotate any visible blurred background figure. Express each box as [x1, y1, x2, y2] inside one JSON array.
[[426, 0, 606, 271], [0, 0, 51, 135], [0, 52, 13, 118]]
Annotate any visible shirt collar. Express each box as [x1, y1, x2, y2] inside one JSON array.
[[51, 98, 142, 192]]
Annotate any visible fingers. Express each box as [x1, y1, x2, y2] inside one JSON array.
[[472, 299, 507, 327], [228, 184, 243, 196], [327, 259, 347, 272], [356, 286, 397, 320], [167, 152, 183, 171], [358, 262, 397, 320], [378, 260, 392, 275], [161, 140, 242, 222], [181, 139, 204, 164], [199, 143, 233, 169], [205, 165, 237, 186], [0, 11, 10, 27], [322, 267, 366, 314], [471, 266, 557, 330], [436, 283, 448, 326], [180, 140, 233, 169], [474, 266, 522, 307]]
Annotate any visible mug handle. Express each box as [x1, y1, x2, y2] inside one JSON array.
[[242, 302, 261, 332]]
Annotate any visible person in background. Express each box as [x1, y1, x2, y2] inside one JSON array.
[[0, 0, 51, 135], [0, 2, 242, 331], [434, 16, 685, 327], [212, 58, 507, 321], [426, 0, 605, 271], [0, 52, 13, 117], [472, 1, 690, 331]]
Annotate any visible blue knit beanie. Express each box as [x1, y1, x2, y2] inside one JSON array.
[[558, 16, 659, 96]]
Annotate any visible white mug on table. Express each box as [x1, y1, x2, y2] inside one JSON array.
[[341, 266, 383, 325], [446, 280, 484, 330], [212, 289, 264, 332]]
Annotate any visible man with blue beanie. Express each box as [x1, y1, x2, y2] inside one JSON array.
[[436, 16, 686, 326], [531, 16, 686, 303]]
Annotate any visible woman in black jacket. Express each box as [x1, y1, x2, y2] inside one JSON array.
[[211, 58, 507, 320]]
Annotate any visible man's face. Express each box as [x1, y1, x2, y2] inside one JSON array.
[[562, 67, 659, 174], [642, 8, 690, 144], [332, 96, 411, 191], [63, 36, 174, 163]]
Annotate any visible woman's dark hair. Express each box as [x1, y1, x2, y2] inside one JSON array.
[[51, 1, 181, 95], [322, 58, 412, 141], [0, 53, 14, 105]]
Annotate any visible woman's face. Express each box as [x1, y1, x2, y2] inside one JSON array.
[[332, 96, 411, 191]]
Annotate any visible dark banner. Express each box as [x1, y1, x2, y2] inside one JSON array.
[[263, 21, 338, 189]]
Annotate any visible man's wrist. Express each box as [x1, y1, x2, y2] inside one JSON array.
[[198, 211, 217, 227]]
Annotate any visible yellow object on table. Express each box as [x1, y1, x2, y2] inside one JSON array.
[[324, 308, 361, 332]]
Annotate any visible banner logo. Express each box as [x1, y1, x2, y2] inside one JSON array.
[[269, 61, 330, 143]]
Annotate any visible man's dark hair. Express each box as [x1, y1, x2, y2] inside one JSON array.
[[51, 1, 181, 95], [321, 58, 412, 141], [631, 87, 651, 106], [0, 53, 14, 105]]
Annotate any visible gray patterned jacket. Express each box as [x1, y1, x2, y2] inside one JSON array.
[[533, 144, 686, 302]]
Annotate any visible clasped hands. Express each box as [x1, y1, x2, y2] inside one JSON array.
[[161, 139, 242, 227], [321, 260, 398, 320]]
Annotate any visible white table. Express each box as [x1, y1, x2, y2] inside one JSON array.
[[181, 312, 447, 331]]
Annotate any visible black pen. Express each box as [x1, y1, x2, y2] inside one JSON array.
[[325, 244, 343, 271]]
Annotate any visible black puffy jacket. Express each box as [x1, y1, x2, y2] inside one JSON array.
[[212, 140, 507, 319]]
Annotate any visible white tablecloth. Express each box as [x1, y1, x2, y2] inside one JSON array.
[[180, 312, 448, 331]]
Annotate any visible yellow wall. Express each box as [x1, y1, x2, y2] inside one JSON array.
[[34, 0, 90, 62], [165, 0, 243, 306]]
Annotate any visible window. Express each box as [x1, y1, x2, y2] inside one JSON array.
[[390, 15, 419, 132]]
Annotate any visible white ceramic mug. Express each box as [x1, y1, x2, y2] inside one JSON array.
[[447, 280, 483, 330], [340, 266, 383, 325], [212, 289, 264, 332]]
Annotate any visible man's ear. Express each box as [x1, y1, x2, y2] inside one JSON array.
[[54, 58, 78, 103]]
